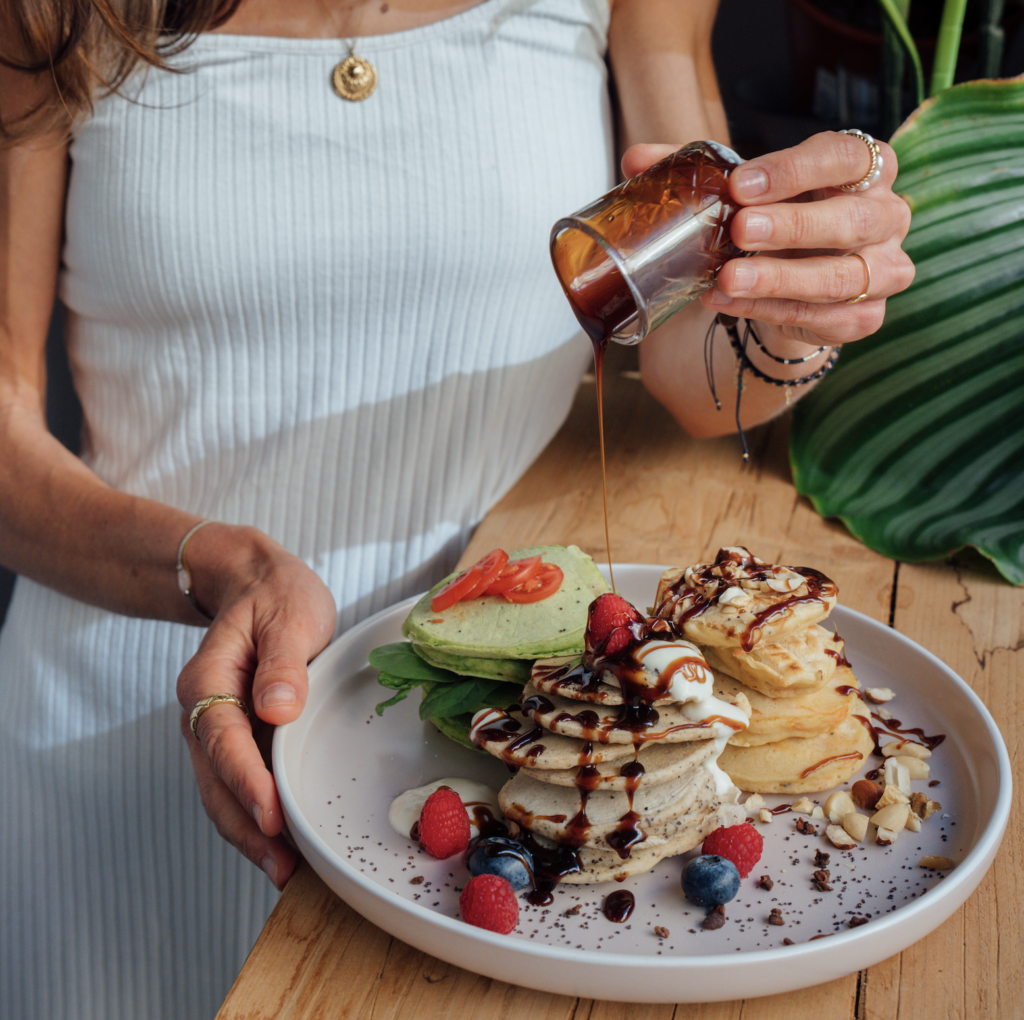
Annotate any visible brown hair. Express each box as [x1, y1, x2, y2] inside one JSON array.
[[0, 0, 243, 142]]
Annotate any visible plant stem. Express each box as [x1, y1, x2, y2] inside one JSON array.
[[931, 0, 968, 94], [980, 0, 1006, 78], [881, 0, 912, 138], [876, 0, 925, 106]]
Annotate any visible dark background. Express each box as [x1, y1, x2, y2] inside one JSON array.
[[2, 0, 1022, 629]]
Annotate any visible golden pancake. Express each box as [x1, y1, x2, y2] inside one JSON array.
[[715, 665, 859, 747], [701, 625, 847, 698], [718, 714, 875, 794]]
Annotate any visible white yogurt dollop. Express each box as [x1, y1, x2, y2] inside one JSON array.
[[387, 777, 503, 840]]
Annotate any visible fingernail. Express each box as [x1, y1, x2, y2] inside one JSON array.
[[734, 168, 768, 199], [732, 262, 758, 293], [261, 856, 278, 884], [262, 683, 296, 709], [709, 289, 733, 307], [744, 212, 772, 242], [252, 803, 264, 832]]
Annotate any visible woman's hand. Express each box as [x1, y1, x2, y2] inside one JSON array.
[[701, 131, 914, 348], [175, 524, 337, 889]]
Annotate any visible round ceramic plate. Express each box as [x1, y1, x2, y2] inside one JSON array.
[[273, 565, 1011, 1003]]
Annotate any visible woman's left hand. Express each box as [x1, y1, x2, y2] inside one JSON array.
[[698, 130, 915, 347]]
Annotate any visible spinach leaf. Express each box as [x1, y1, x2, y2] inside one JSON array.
[[418, 678, 505, 721], [369, 642, 461, 683]]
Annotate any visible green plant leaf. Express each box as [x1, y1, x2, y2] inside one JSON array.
[[877, 0, 926, 105], [790, 77, 1024, 585], [418, 678, 505, 721], [368, 641, 460, 683]]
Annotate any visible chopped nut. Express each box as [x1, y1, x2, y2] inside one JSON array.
[[825, 791, 856, 824], [813, 868, 831, 882], [792, 797, 815, 815], [795, 817, 818, 836], [703, 905, 726, 930], [654, 926, 670, 938], [826, 824, 857, 850], [842, 810, 869, 843], [759, 808, 773, 824], [883, 758, 912, 796], [905, 812, 922, 832], [851, 779, 883, 810], [811, 806, 826, 821], [875, 826, 898, 846], [810, 933, 834, 941], [881, 739, 931, 760], [745, 793, 765, 813], [877, 706, 893, 721], [876, 783, 910, 808], [718, 585, 752, 607], [783, 937, 795, 946], [848, 916, 870, 928], [563, 904, 581, 916], [895, 755, 931, 780], [410, 875, 425, 885], [871, 802, 910, 833], [910, 792, 941, 820], [919, 855, 955, 870], [865, 687, 895, 703], [758, 875, 774, 891], [814, 849, 831, 868], [768, 908, 785, 926], [812, 869, 833, 892]]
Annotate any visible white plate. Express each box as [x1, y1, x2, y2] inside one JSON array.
[[273, 565, 1012, 1003]]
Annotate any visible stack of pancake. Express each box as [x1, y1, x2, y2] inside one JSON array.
[[652, 546, 874, 795], [470, 606, 751, 882]]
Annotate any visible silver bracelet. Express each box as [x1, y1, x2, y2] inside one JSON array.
[[176, 519, 216, 621]]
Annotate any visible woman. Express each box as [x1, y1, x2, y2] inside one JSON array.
[[0, 0, 913, 1016]]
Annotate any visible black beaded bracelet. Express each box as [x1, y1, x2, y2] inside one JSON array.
[[704, 314, 839, 461]]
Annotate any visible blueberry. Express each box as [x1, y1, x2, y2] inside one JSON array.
[[681, 854, 740, 907], [465, 837, 534, 890]]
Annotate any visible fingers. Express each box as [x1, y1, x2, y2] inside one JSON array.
[[620, 143, 683, 180], [183, 721, 297, 889], [731, 190, 911, 253], [729, 131, 898, 204]]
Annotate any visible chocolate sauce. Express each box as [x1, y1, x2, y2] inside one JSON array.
[[519, 832, 583, 906], [853, 711, 945, 758], [770, 803, 793, 815], [826, 648, 853, 669], [835, 685, 863, 698], [603, 889, 636, 923], [799, 751, 864, 779]]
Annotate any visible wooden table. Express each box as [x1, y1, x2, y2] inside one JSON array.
[[217, 348, 1022, 1020]]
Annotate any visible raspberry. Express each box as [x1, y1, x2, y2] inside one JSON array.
[[459, 873, 519, 934], [418, 787, 471, 859], [586, 593, 645, 656], [701, 822, 763, 878]]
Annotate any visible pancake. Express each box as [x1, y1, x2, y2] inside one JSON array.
[[517, 681, 751, 746], [402, 544, 608, 660], [522, 738, 718, 791], [414, 644, 532, 683], [470, 707, 636, 770], [715, 665, 859, 747], [718, 714, 875, 794], [700, 625, 846, 698], [652, 548, 838, 650], [498, 767, 728, 852], [534, 802, 746, 883], [530, 655, 680, 707]]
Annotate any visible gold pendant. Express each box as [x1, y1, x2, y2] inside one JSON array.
[[333, 55, 377, 101]]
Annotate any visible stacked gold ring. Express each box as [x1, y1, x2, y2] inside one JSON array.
[[190, 693, 248, 740], [836, 129, 883, 192]]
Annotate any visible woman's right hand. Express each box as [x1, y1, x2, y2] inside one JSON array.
[[175, 524, 337, 888]]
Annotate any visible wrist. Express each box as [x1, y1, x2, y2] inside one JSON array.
[[182, 522, 282, 622]]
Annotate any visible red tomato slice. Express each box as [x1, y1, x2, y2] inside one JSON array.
[[481, 555, 542, 596], [502, 563, 564, 603], [430, 549, 509, 612]]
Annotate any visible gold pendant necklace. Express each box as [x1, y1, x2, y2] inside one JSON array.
[[333, 48, 377, 101], [319, 0, 377, 102]]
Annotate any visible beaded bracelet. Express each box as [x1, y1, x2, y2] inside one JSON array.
[[704, 314, 840, 461]]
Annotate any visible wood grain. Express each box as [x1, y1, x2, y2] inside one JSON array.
[[217, 360, 1019, 1020]]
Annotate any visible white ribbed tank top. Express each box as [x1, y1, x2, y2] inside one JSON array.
[[0, 2, 614, 1016]]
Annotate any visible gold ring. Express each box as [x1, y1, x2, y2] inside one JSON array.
[[836, 129, 883, 192], [844, 252, 871, 304], [190, 694, 248, 740]]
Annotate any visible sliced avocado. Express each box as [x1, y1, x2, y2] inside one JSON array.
[[402, 545, 608, 660]]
